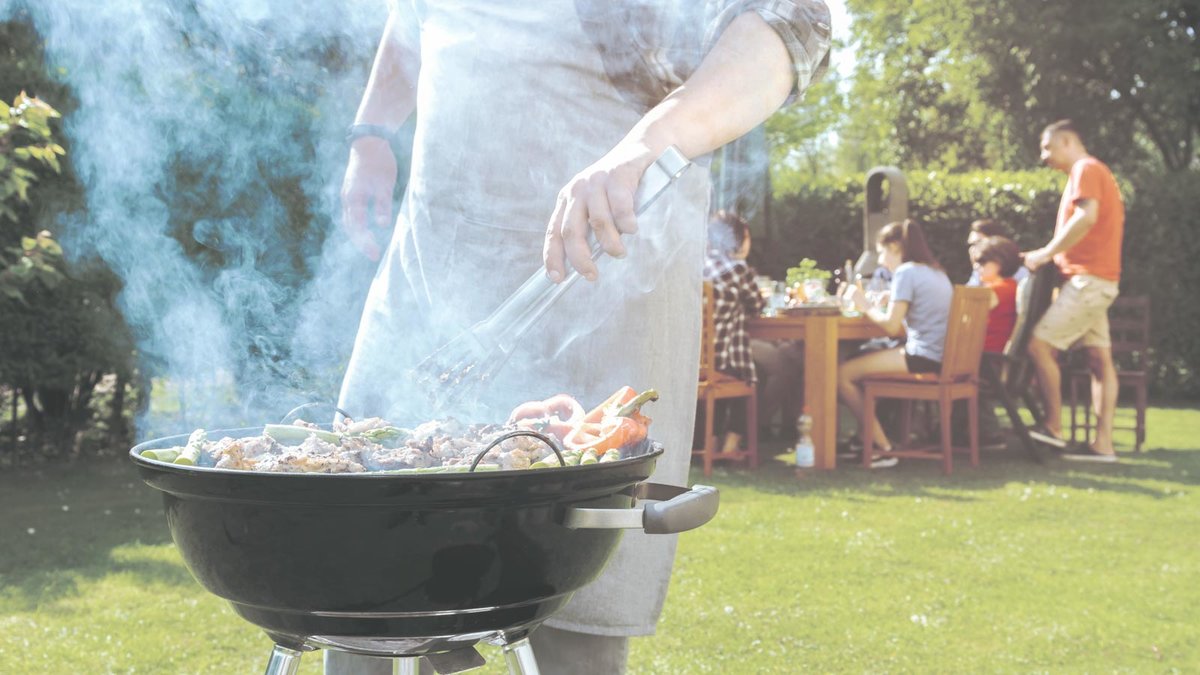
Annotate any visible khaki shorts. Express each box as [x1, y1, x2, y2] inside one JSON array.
[[1034, 273, 1120, 350]]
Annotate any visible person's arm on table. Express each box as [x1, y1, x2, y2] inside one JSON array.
[[544, 10, 826, 281], [340, 11, 421, 261], [844, 285, 907, 337]]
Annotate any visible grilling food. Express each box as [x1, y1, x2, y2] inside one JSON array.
[[141, 387, 658, 474]]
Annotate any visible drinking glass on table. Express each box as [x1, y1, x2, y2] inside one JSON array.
[[762, 281, 788, 315], [755, 275, 774, 302], [864, 272, 889, 309], [802, 278, 826, 304]]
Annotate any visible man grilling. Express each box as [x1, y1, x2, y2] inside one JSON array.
[[335, 2, 831, 672]]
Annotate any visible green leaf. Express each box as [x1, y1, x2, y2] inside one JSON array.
[[40, 239, 63, 257], [21, 237, 37, 252]]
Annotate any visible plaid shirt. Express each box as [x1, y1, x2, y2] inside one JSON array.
[[575, 0, 832, 111], [704, 254, 765, 384]]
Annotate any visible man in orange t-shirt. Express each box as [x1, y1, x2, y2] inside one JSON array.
[[1023, 119, 1124, 462]]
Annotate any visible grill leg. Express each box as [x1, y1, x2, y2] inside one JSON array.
[[502, 638, 540, 675], [393, 657, 422, 675], [264, 645, 304, 675]]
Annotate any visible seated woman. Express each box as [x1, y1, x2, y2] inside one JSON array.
[[966, 218, 1030, 286], [838, 219, 953, 467], [702, 211, 764, 455]]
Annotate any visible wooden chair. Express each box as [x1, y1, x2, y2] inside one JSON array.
[[861, 286, 992, 474], [693, 281, 758, 477], [1067, 295, 1150, 451]]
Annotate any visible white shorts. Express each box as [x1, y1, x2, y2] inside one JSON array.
[[1033, 274, 1119, 350]]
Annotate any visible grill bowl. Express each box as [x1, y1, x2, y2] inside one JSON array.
[[130, 428, 666, 652]]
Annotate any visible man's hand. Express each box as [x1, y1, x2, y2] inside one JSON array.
[[543, 9, 810, 284], [341, 137, 398, 262], [1023, 247, 1053, 270], [543, 141, 657, 283]]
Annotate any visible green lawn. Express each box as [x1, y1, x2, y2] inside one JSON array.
[[2, 406, 1197, 673]]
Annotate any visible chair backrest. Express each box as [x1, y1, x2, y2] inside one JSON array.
[[1108, 295, 1150, 356], [938, 285, 994, 382], [1005, 263, 1058, 361], [699, 281, 716, 383]]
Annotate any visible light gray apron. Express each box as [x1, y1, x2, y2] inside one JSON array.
[[338, 0, 709, 638]]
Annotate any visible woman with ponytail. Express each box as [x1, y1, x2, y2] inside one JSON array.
[[838, 219, 953, 467]]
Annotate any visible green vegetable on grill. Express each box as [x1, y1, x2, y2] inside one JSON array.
[[600, 449, 620, 463], [141, 448, 180, 463], [263, 424, 342, 445], [173, 429, 208, 466], [355, 426, 412, 445]]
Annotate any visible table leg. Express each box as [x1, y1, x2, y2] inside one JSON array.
[[805, 316, 839, 469]]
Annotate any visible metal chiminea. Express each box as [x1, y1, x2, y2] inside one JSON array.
[[854, 167, 908, 278]]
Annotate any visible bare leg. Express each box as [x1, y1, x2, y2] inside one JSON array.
[[1027, 336, 1062, 437], [837, 348, 908, 450], [1086, 346, 1118, 455]]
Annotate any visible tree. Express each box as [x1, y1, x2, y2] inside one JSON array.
[[973, 0, 1199, 172], [839, 0, 1021, 172], [839, 0, 1199, 174]]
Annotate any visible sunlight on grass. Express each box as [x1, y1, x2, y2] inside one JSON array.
[[1, 407, 1197, 672]]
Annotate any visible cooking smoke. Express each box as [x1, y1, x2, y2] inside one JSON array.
[[1, 0, 772, 433]]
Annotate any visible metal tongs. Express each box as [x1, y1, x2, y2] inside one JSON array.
[[412, 146, 692, 410]]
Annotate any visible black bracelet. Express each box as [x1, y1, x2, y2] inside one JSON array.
[[346, 123, 395, 145]]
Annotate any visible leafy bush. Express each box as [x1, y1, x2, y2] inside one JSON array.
[[1, 21, 137, 460], [761, 168, 1200, 400], [0, 91, 66, 301]]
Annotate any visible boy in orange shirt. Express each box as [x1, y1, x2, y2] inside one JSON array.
[[1024, 120, 1124, 462]]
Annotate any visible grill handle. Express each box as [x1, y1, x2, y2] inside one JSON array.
[[562, 483, 719, 534]]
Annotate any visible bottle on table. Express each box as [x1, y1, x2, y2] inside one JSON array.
[[794, 409, 814, 470]]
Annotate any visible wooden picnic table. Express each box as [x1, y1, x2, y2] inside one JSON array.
[[746, 312, 889, 469]]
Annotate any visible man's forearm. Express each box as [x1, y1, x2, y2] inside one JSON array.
[[1042, 204, 1096, 256], [621, 12, 796, 166], [354, 12, 420, 129]]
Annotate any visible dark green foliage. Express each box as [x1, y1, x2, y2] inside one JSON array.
[[750, 178, 861, 279], [0, 264, 137, 453], [1119, 171, 1200, 397], [972, 0, 1199, 173], [837, 0, 1198, 176]]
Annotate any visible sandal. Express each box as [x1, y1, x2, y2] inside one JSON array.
[[1061, 442, 1119, 463], [1028, 426, 1068, 449]]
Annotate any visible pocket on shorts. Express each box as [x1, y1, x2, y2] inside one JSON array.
[[1069, 274, 1119, 309]]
